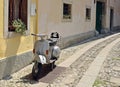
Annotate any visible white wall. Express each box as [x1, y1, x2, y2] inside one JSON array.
[[37, 0, 120, 39], [38, 0, 96, 38]]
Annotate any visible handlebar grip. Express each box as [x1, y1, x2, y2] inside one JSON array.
[[31, 33, 36, 36]]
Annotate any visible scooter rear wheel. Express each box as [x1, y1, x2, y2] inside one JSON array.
[[32, 62, 42, 80]]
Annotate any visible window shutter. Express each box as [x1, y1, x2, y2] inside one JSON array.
[[8, 0, 28, 31], [19, 0, 27, 28], [9, 0, 15, 31]]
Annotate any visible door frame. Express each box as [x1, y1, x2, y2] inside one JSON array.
[[95, 1, 106, 34], [110, 8, 114, 31]]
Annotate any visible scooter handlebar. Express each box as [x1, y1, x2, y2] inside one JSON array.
[[31, 33, 47, 37], [31, 33, 36, 36]]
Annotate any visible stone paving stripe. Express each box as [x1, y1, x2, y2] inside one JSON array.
[[39, 66, 66, 83], [58, 33, 120, 68], [110, 77, 120, 85], [113, 66, 120, 71], [76, 37, 120, 87]]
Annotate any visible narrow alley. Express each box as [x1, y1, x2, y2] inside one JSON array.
[[0, 32, 120, 87]]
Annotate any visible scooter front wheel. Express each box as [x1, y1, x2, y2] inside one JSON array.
[[49, 61, 56, 71], [32, 62, 42, 80]]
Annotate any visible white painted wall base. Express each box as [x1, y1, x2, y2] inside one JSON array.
[[0, 51, 33, 79]]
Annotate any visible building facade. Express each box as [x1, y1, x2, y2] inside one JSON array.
[[0, 0, 37, 79], [37, 0, 120, 48], [0, 0, 120, 79]]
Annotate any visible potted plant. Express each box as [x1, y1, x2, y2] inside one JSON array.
[[12, 19, 27, 34]]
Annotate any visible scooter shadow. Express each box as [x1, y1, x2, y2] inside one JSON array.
[[19, 65, 56, 84]]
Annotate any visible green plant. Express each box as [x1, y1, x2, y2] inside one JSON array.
[[93, 79, 106, 87], [12, 19, 27, 34], [112, 57, 120, 60]]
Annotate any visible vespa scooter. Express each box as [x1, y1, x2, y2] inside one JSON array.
[[31, 32, 60, 80]]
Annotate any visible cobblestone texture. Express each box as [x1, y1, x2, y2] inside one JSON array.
[[0, 35, 92, 87], [48, 34, 120, 87], [0, 33, 120, 87], [93, 40, 120, 87]]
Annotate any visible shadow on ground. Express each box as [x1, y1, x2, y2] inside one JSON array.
[[18, 65, 55, 84]]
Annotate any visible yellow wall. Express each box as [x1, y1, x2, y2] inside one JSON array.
[[1, 0, 120, 58], [0, 0, 37, 58], [0, 0, 4, 57]]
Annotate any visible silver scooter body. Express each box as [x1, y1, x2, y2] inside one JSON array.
[[31, 33, 60, 80], [32, 34, 51, 64]]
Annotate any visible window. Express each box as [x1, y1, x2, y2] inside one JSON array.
[[86, 8, 91, 20], [4, 0, 30, 38], [63, 3, 72, 19], [9, 0, 27, 31]]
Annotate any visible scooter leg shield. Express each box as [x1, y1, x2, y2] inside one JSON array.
[[38, 55, 47, 64], [34, 54, 50, 64]]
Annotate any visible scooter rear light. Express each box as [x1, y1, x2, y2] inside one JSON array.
[[33, 49, 35, 54], [46, 50, 49, 55]]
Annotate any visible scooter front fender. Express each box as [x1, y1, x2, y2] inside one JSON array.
[[34, 54, 47, 64]]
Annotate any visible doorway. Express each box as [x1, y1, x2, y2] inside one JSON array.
[[96, 1, 105, 34], [110, 8, 114, 31]]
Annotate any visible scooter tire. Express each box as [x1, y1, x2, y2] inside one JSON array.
[[32, 62, 42, 81], [50, 61, 56, 71]]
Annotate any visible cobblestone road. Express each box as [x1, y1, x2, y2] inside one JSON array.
[[0, 32, 120, 87], [93, 37, 120, 87], [49, 33, 120, 87]]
